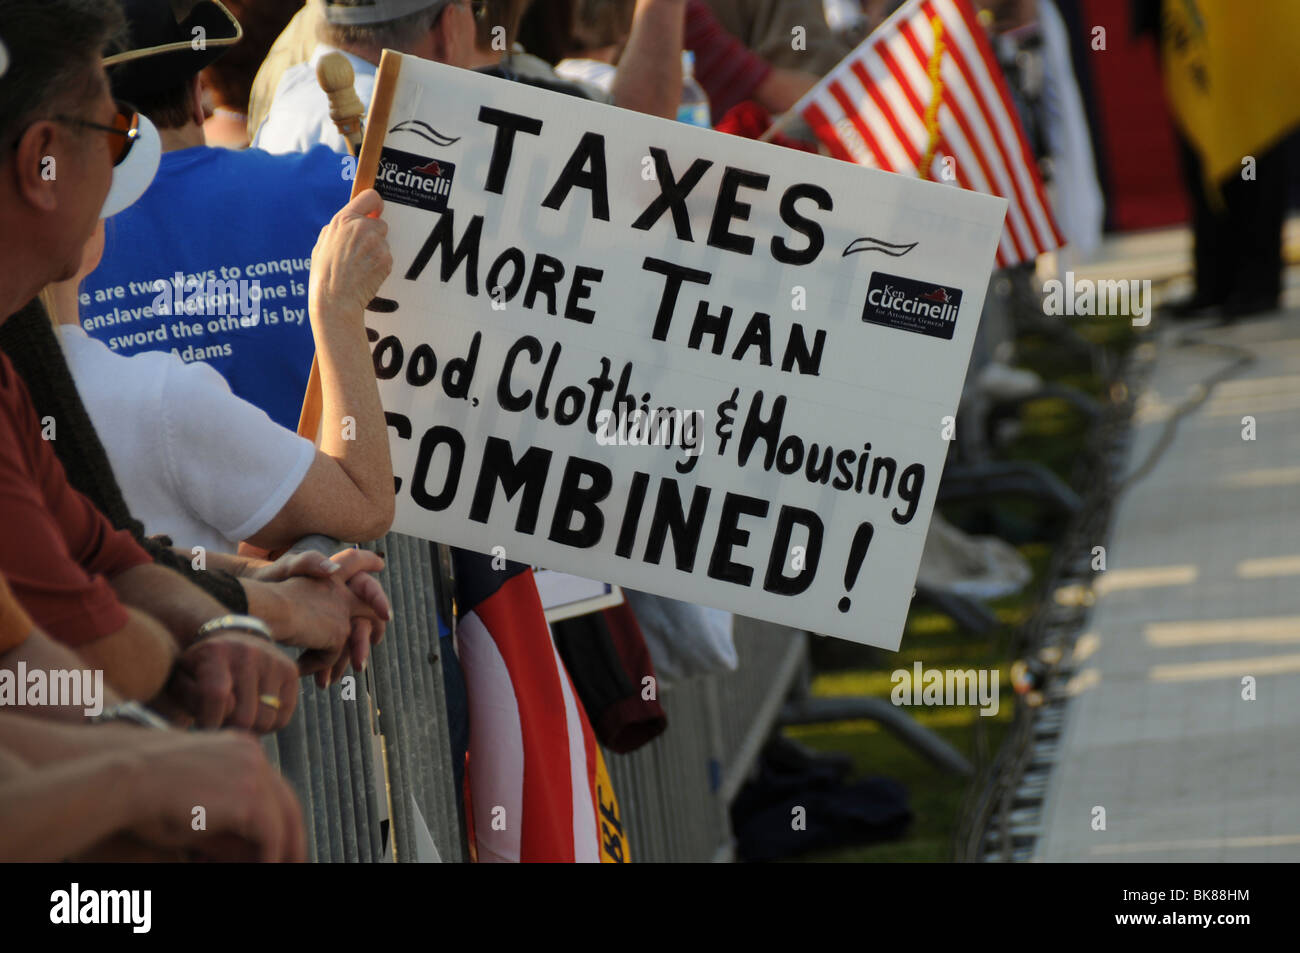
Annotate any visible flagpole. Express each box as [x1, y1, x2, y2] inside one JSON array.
[[759, 110, 793, 142]]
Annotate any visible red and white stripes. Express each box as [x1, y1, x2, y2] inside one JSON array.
[[799, 0, 1063, 266], [458, 567, 606, 863]]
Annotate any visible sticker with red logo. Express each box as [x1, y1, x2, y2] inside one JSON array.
[[374, 147, 456, 213], [861, 272, 963, 340]]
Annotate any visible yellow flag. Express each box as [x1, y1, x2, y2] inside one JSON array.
[[1162, 0, 1300, 188]]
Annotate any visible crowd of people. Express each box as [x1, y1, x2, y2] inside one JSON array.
[[0, 0, 1060, 862]]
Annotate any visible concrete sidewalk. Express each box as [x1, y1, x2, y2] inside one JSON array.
[[1034, 240, 1300, 862]]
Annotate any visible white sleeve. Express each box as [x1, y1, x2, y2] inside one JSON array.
[[158, 358, 317, 545]]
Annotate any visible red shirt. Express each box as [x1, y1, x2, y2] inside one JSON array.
[[685, 0, 774, 120], [0, 572, 34, 654], [0, 349, 150, 646]]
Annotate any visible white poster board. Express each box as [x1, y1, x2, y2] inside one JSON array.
[[353, 52, 1006, 649]]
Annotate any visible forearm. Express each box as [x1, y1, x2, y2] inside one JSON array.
[[0, 747, 143, 861], [110, 562, 227, 649], [0, 628, 124, 721], [310, 301, 394, 528], [613, 0, 686, 118], [754, 68, 820, 115], [75, 607, 177, 700], [187, 553, 295, 639], [0, 709, 166, 766]]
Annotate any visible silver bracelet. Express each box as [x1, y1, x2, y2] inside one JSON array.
[[194, 613, 274, 644]]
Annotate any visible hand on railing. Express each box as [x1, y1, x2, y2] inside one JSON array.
[[249, 537, 392, 689]]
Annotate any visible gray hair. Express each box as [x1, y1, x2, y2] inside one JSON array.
[[320, 0, 451, 54], [0, 0, 127, 150]]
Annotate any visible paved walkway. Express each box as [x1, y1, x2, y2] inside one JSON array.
[[1034, 230, 1300, 862]]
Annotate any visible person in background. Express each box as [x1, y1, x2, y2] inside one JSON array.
[[554, 0, 635, 95], [254, 0, 686, 152], [201, 0, 303, 148], [247, 2, 322, 141], [87, 0, 353, 433], [1133, 0, 1291, 322], [478, 0, 686, 120], [823, 0, 870, 43], [467, 0, 551, 76], [553, 0, 822, 126], [683, 0, 822, 122], [703, 0, 850, 77], [464, 0, 614, 100], [255, 0, 478, 155]]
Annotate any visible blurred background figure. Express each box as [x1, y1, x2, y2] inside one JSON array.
[[248, 2, 322, 139], [554, 0, 635, 96], [1036, 0, 1104, 265], [823, 0, 870, 44], [1136, 0, 1300, 322], [201, 0, 302, 148], [255, 0, 477, 155]]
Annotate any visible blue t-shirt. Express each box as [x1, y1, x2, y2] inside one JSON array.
[[82, 145, 352, 431]]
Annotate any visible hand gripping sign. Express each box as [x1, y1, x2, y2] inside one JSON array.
[[329, 51, 1006, 649]]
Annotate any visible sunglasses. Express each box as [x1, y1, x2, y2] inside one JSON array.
[[53, 101, 141, 166]]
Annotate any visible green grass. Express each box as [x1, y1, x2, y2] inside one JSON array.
[[785, 569, 1038, 862], [781, 322, 1134, 863], [783, 716, 1010, 862]]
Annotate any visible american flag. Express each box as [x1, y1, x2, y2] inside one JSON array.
[[452, 550, 628, 863], [795, 0, 1063, 266]]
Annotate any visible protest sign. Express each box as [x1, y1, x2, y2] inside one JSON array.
[[349, 52, 1006, 649]]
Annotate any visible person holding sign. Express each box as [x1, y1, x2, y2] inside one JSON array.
[[46, 191, 396, 685], [53, 193, 396, 555]]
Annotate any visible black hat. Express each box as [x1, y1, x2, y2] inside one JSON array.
[[104, 0, 243, 102]]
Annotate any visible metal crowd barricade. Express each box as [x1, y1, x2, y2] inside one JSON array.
[[265, 535, 808, 862], [602, 618, 810, 863], [264, 532, 463, 863]]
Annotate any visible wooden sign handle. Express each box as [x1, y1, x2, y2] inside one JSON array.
[[296, 51, 404, 443], [318, 52, 365, 156]]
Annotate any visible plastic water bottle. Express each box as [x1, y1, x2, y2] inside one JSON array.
[[677, 51, 711, 128]]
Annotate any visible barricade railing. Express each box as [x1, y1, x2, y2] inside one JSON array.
[[603, 618, 808, 862], [267, 534, 807, 863], [265, 532, 462, 863]]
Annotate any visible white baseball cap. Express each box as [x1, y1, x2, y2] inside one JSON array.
[[101, 112, 162, 219]]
